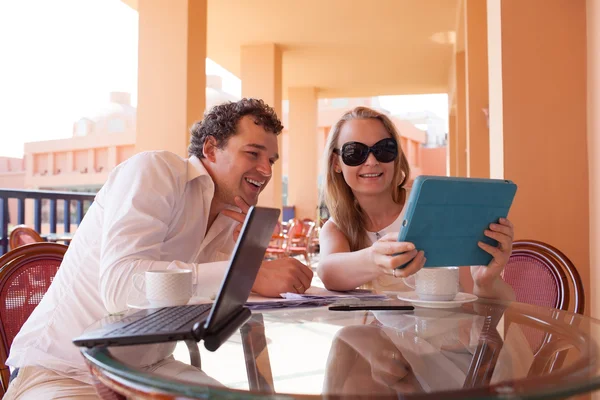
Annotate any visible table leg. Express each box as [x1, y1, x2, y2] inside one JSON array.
[[464, 307, 507, 388], [241, 313, 274, 393], [185, 340, 201, 368]]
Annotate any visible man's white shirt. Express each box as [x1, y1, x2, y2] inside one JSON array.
[[7, 151, 237, 383]]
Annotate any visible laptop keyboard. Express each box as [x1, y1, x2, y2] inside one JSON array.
[[106, 304, 212, 336]]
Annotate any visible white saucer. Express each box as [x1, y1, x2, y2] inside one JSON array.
[[127, 296, 212, 310], [397, 291, 477, 309]]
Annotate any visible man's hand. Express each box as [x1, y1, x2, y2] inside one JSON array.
[[221, 196, 251, 242], [252, 257, 314, 297]]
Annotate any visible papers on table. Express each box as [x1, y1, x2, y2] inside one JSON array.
[[245, 286, 387, 310]]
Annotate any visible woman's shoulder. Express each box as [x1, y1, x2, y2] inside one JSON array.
[[322, 218, 353, 241], [322, 219, 342, 235]]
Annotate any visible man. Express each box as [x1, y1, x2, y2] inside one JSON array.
[[5, 98, 313, 399]]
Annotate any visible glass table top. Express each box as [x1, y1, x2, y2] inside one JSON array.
[[81, 297, 600, 399]]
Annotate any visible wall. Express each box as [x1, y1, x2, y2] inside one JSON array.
[[0, 157, 26, 226], [488, 0, 590, 314], [587, 0, 600, 323], [420, 147, 448, 177], [0, 157, 25, 173], [24, 132, 135, 189]]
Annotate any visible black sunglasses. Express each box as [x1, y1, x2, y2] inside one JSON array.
[[333, 138, 398, 167]]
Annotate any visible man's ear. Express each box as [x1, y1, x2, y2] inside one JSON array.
[[203, 136, 218, 162]]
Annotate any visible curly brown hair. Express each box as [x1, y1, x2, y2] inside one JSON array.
[[188, 98, 284, 158]]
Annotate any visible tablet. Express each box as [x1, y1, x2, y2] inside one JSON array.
[[397, 176, 517, 268]]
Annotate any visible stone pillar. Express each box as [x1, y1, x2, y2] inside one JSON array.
[[241, 44, 283, 211], [448, 112, 457, 176], [587, 0, 600, 321], [456, 52, 467, 177], [465, 0, 490, 178], [135, 0, 206, 157], [287, 87, 318, 220], [488, 0, 589, 312]]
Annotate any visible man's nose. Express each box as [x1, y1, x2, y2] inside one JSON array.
[[256, 160, 272, 177]]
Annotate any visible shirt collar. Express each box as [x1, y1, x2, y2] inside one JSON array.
[[187, 155, 241, 213], [187, 155, 211, 182]]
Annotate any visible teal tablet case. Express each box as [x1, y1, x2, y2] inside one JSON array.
[[397, 176, 517, 268]]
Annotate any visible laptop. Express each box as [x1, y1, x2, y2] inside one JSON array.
[[73, 206, 280, 352]]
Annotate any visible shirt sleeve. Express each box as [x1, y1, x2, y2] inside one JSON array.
[[98, 153, 228, 313]]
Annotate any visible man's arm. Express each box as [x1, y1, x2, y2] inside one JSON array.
[[98, 153, 227, 313]]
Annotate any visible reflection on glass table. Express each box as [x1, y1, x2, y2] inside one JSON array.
[[80, 297, 600, 399]]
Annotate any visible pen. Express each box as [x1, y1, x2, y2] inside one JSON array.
[[328, 305, 415, 311]]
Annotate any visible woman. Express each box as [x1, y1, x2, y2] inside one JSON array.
[[317, 106, 515, 300]]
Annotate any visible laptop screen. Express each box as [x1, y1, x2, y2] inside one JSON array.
[[203, 206, 280, 332]]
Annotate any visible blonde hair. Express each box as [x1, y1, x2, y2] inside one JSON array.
[[321, 107, 410, 251]]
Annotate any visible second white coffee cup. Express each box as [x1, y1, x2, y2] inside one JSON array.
[[403, 267, 460, 301], [133, 270, 193, 307]]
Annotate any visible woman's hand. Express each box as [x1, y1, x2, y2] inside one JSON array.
[[470, 218, 516, 299], [369, 233, 425, 279]]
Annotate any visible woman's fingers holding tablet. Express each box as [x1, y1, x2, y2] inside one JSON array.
[[389, 250, 425, 278], [373, 234, 415, 253], [377, 232, 406, 242], [371, 243, 415, 264], [370, 233, 423, 277]]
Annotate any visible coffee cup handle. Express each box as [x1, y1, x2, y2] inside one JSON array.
[[132, 273, 145, 294], [402, 275, 416, 290]]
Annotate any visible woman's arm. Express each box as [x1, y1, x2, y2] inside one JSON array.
[[317, 221, 423, 291], [317, 221, 380, 291]]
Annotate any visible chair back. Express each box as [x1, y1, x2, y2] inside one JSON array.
[[504, 240, 584, 314], [301, 218, 314, 234], [272, 221, 282, 236], [503, 239, 584, 368], [307, 223, 320, 254], [286, 218, 304, 241], [296, 222, 315, 249], [0, 242, 67, 393], [8, 225, 43, 250]]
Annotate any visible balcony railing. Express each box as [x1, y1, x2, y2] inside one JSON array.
[[0, 189, 96, 255]]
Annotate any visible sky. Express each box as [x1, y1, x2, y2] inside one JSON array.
[[0, 0, 447, 159]]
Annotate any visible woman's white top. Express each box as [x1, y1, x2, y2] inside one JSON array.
[[368, 191, 412, 292], [330, 188, 412, 293], [366, 211, 405, 244]]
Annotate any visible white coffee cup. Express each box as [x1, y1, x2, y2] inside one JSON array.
[[133, 270, 193, 307], [403, 267, 460, 301]]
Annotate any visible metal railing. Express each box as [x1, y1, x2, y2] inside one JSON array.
[[0, 189, 96, 255]]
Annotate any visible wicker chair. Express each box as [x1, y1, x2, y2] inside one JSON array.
[[265, 219, 313, 265], [464, 240, 585, 388], [504, 240, 584, 314], [287, 222, 315, 265], [0, 242, 67, 395], [503, 239, 584, 376], [8, 225, 43, 250]]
